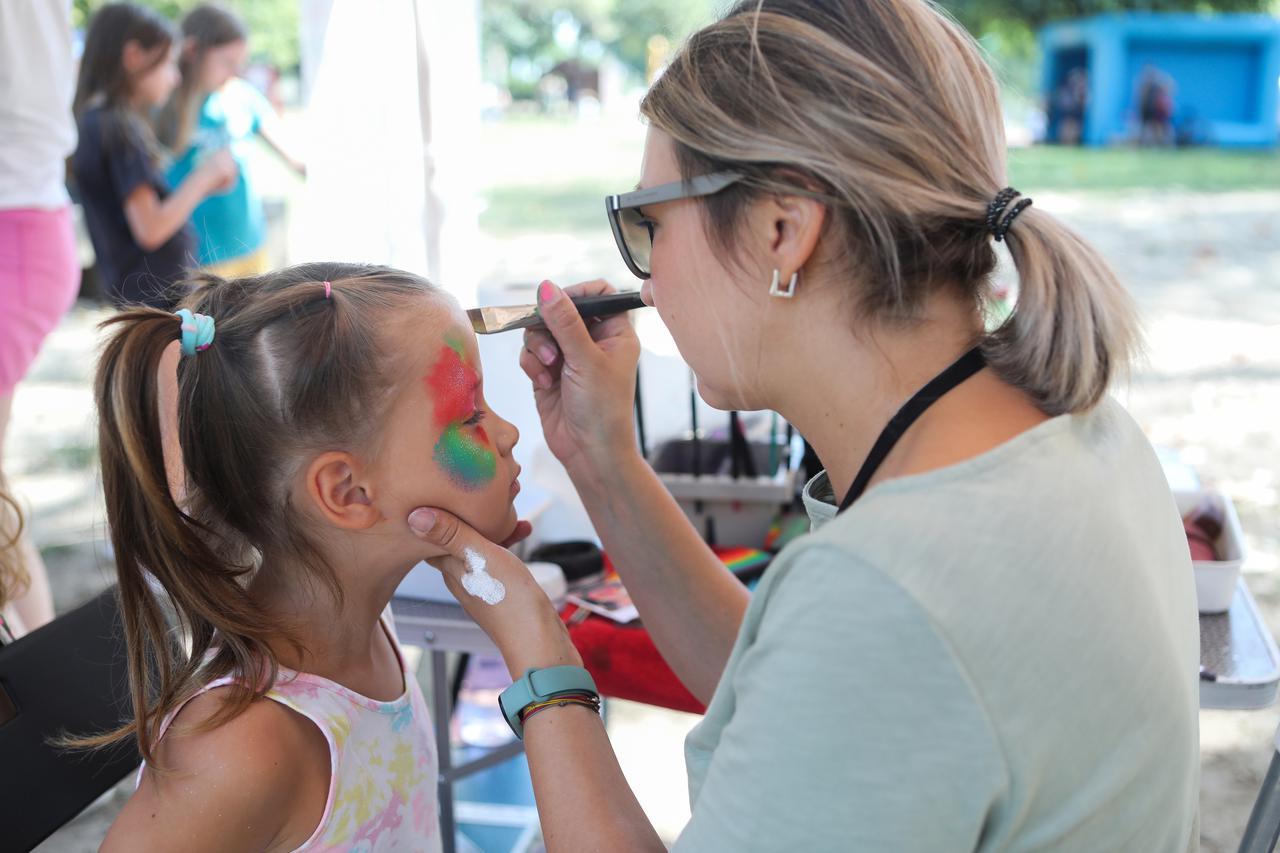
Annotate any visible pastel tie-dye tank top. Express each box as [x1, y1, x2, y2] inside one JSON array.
[[144, 617, 441, 852]]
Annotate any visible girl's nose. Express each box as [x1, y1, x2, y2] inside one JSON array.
[[496, 416, 519, 456]]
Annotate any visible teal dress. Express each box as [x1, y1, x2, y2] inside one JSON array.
[[166, 78, 272, 266]]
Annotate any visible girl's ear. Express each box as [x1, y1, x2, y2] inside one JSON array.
[[305, 452, 379, 530], [183, 36, 198, 60]]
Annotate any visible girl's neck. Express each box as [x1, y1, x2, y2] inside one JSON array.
[[251, 551, 417, 697]]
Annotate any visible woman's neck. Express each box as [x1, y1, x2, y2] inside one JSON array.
[[769, 290, 986, 503]]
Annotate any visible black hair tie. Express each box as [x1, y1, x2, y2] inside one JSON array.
[[985, 187, 1033, 242]]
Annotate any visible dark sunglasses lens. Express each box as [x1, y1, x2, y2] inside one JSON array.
[[617, 207, 653, 277]]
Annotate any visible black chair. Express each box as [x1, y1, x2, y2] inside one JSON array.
[[0, 586, 139, 851]]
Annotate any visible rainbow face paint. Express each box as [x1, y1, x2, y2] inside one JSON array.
[[427, 331, 497, 490]]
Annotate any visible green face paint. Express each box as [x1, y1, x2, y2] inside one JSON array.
[[434, 424, 497, 490]]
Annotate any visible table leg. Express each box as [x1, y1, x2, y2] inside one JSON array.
[[1240, 749, 1280, 853], [433, 649, 456, 853]]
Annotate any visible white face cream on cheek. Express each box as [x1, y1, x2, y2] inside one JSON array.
[[460, 547, 506, 606]]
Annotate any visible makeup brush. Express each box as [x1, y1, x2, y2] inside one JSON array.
[[467, 291, 646, 335]]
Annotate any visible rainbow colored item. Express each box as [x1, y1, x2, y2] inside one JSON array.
[[426, 332, 496, 490], [714, 546, 772, 577]]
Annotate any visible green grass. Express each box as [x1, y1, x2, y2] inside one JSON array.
[[480, 178, 616, 235], [1008, 146, 1280, 193], [478, 132, 1280, 236]]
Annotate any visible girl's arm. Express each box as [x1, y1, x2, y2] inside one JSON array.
[[122, 150, 236, 251], [102, 692, 330, 852]]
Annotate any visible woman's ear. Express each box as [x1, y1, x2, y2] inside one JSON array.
[[765, 193, 826, 278], [304, 452, 379, 530]]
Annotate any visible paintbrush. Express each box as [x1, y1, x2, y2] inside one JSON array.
[[467, 291, 646, 335]]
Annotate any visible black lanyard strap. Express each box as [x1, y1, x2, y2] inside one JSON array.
[[837, 346, 986, 514]]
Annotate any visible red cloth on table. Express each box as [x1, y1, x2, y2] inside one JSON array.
[[564, 604, 705, 714], [559, 548, 768, 716]]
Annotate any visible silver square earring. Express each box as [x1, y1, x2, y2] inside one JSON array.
[[769, 268, 798, 298]]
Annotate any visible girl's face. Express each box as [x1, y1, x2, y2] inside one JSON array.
[[636, 128, 773, 411], [372, 304, 521, 544], [126, 41, 180, 108], [196, 39, 248, 93]]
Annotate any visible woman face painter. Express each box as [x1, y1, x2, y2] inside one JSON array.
[[408, 0, 1201, 848]]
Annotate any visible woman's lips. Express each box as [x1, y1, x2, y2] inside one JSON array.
[[510, 465, 522, 497]]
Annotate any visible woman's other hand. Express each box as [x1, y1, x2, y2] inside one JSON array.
[[407, 507, 580, 679], [518, 279, 642, 480]]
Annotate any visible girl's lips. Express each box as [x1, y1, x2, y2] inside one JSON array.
[[510, 478, 521, 498]]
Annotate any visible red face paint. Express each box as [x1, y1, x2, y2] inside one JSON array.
[[426, 343, 479, 427]]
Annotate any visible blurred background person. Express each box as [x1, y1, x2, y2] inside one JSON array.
[[71, 2, 236, 309], [0, 0, 80, 636], [159, 3, 304, 279]]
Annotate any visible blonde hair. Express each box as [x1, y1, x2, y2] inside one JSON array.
[[641, 0, 1136, 415], [0, 483, 27, 612]]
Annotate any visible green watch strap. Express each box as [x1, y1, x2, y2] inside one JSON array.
[[499, 665, 599, 739]]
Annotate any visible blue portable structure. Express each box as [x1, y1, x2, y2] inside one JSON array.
[[1040, 13, 1280, 146]]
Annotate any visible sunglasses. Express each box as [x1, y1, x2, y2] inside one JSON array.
[[605, 171, 744, 279]]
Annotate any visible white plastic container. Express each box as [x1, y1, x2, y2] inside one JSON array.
[[652, 435, 803, 547], [1173, 489, 1247, 615]]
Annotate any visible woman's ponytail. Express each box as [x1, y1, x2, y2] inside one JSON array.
[[985, 208, 1139, 415]]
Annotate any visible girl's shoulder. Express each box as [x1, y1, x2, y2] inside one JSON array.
[[107, 687, 330, 852]]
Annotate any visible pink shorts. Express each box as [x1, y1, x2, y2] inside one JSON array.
[[0, 206, 80, 396]]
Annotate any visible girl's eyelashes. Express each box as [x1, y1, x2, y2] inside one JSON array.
[[463, 409, 486, 427]]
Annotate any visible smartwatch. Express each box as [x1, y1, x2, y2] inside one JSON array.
[[499, 665, 599, 739]]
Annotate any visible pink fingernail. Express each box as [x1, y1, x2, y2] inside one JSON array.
[[537, 280, 555, 304], [538, 344, 557, 366]]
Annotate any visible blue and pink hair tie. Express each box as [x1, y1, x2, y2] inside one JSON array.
[[174, 309, 216, 356]]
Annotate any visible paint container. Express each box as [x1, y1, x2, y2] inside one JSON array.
[[526, 561, 568, 608], [652, 432, 802, 547], [528, 541, 605, 588], [1174, 489, 1247, 614]]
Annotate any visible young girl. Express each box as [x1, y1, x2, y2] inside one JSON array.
[[71, 3, 237, 309], [93, 262, 523, 851], [159, 4, 305, 278]]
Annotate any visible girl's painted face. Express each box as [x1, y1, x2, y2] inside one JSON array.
[[373, 306, 520, 544], [198, 39, 248, 93]]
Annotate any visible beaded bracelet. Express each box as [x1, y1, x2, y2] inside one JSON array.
[[519, 693, 602, 725]]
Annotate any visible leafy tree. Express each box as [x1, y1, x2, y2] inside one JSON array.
[[73, 0, 300, 71], [940, 0, 1274, 33]]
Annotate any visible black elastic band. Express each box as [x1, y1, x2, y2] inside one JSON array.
[[837, 346, 987, 514]]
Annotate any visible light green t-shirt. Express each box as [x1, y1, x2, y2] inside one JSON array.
[[675, 397, 1200, 851]]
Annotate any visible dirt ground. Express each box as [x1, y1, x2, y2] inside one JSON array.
[[10, 188, 1280, 851]]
